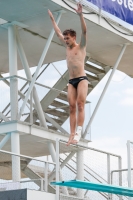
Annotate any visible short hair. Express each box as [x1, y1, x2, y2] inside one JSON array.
[[63, 29, 76, 37]]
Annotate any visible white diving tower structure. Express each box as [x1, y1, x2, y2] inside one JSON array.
[[0, 0, 133, 199]]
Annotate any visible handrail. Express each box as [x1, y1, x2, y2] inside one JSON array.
[[59, 157, 108, 199], [60, 140, 121, 158], [0, 74, 91, 103], [64, 153, 107, 183], [59, 140, 122, 199], [60, 155, 124, 199], [0, 75, 67, 95], [0, 149, 55, 165], [0, 64, 49, 122]]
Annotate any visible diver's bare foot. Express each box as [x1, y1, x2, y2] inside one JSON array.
[[71, 132, 81, 144], [67, 133, 75, 146]]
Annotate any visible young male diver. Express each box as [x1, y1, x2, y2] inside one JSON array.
[[48, 3, 88, 145]]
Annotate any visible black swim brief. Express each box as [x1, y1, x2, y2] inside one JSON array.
[[69, 76, 89, 89]]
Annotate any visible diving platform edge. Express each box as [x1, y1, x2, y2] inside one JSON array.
[[0, 121, 90, 157], [51, 180, 133, 197]]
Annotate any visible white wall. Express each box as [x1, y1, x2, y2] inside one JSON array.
[[27, 190, 55, 200]]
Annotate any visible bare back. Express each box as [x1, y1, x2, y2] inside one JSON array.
[[66, 44, 86, 79]]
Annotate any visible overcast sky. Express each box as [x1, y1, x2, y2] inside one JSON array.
[[87, 69, 133, 168]]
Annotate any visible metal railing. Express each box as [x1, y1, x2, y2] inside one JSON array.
[[111, 168, 133, 200], [111, 168, 133, 187], [0, 75, 67, 123], [0, 149, 56, 193], [127, 141, 133, 191], [55, 139, 122, 200]]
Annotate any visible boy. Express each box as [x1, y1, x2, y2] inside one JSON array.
[[48, 3, 88, 145]]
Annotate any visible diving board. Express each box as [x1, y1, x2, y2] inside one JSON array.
[[51, 180, 133, 197]]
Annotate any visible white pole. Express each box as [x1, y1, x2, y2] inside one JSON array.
[[8, 25, 20, 182], [107, 154, 111, 200], [18, 11, 62, 119], [56, 138, 60, 200], [48, 141, 68, 195], [83, 44, 127, 138], [107, 154, 111, 184], [48, 141, 56, 163], [30, 91, 33, 124], [118, 157, 122, 200], [127, 140, 132, 200], [77, 150, 84, 198], [127, 140, 131, 187], [44, 162, 48, 192]]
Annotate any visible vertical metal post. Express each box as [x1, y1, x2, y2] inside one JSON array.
[[8, 25, 20, 183], [83, 44, 127, 138], [107, 154, 111, 184], [88, 103, 91, 140], [127, 141, 132, 187], [30, 90, 33, 125], [8, 25, 18, 120], [127, 141, 132, 200], [48, 142, 68, 195], [44, 162, 48, 192], [98, 8, 102, 25], [111, 172, 113, 200], [107, 154, 111, 200], [118, 156, 122, 200], [56, 138, 60, 200], [77, 150, 84, 198], [41, 178, 43, 191], [118, 157, 122, 186]]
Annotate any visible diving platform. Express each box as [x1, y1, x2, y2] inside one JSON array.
[[51, 180, 133, 197], [0, 121, 89, 157]]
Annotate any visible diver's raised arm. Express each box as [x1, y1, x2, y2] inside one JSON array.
[[75, 4, 87, 47], [48, 10, 66, 47]]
